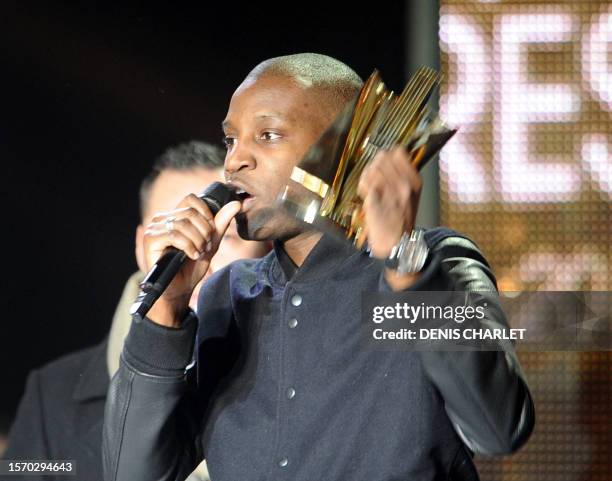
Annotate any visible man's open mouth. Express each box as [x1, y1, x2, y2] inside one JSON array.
[[234, 188, 252, 202], [233, 186, 257, 213]]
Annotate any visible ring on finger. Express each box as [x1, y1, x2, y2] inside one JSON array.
[[164, 216, 176, 233]]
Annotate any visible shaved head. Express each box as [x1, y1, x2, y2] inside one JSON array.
[[223, 53, 364, 241], [243, 53, 364, 121]]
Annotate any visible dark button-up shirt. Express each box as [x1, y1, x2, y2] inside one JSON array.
[[103, 228, 534, 481]]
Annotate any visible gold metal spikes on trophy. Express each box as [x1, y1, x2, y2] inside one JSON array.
[[277, 66, 457, 247]]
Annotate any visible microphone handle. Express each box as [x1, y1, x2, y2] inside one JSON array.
[[130, 248, 188, 321]]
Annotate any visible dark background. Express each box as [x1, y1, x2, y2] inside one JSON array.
[[0, 2, 406, 429]]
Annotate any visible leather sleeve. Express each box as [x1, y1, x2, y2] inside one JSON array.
[[102, 311, 205, 481], [102, 262, 240, 481], [419, 235, 536, 455]]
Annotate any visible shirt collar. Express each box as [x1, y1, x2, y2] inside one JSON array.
[[265, 233, 361, 287], [274, 242, 299, 280]]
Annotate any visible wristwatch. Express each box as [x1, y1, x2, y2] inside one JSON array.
[[384, 228, 429, 274]]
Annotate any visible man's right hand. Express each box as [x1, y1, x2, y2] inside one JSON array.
[[142, 193, 242, 327]]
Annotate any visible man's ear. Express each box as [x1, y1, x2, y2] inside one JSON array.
[[135, 224, 146, 273]]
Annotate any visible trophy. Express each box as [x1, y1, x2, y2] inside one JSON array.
[[277, 66, 457, 247]]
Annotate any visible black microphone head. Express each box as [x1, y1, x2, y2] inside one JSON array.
[[199, 182, 237, 215]]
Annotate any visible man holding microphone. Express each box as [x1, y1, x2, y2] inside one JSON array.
[[103, 53, 534, 481]]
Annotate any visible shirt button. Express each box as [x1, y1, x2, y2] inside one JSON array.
[[291, 294, 302, 306], [278, 457, 289, 468], [288, 318, 298, 329], [286, 387, 296, 399]]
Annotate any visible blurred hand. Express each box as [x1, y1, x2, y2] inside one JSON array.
[[357, 147, 422, 259]]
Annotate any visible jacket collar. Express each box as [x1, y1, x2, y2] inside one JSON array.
[[106, 271, 144, 378], [265, 233, 362, 287], [70, 272, 142, 401]]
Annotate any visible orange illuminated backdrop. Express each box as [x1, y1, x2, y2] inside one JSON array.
[[439, 0, 611, 479]]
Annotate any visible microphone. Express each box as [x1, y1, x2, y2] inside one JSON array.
[[130, 182, 237, 321]]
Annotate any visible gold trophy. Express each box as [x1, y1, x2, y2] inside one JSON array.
[[278, 66, 457, 247]]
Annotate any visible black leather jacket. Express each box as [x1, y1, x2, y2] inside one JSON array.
[[102, 229, 535, 481]]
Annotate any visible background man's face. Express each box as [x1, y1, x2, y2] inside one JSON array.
[[222, 74, 334, 241], [135, 167, 269, 307]]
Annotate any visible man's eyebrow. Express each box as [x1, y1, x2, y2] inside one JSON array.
[[222, 113, 288, 130], [255, 113, 284, 120]]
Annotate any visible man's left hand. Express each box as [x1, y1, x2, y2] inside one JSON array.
[[357, 146, 423, 259]]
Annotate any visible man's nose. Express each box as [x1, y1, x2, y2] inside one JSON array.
[[225, 140, 256, 176]]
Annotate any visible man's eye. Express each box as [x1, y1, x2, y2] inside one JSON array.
[[222, 136, 236, 148], [260, 131, 281, 142]]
